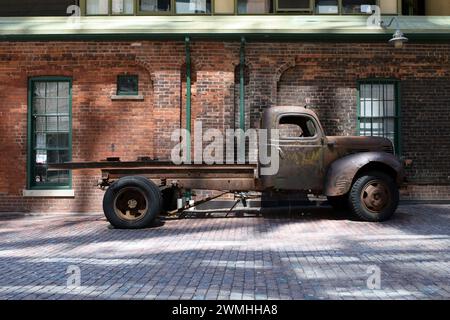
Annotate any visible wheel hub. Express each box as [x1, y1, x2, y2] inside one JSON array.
[[113, 187, 148, 221], [361, 180, 390, 212]]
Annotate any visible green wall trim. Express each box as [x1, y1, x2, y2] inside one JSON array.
[[185, 36, 191, 163], [238, 36, 246, 161]]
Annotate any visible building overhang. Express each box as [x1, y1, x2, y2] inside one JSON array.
[[0, 15, 449, 41]]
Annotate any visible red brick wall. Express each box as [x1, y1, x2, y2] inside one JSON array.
[[0, 40, 449, 213]]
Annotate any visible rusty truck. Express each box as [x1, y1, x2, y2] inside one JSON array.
[[51, 106, 405, 229]]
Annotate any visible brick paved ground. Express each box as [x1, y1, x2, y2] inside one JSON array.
[[0, 204, 448, 300]]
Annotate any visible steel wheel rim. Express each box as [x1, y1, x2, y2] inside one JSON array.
[[360, 179, 390, 213], [113, 187, 148, 221]]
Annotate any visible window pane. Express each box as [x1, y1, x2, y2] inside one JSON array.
[[278, 0, 310, 10], [58, 117, 70, 131], [36, 117, 46, 132], [386, 101, 395, 116], [215, 0, 234, 13], [139, 0, 171, 12], [112, 0, 135, 14], [176, 0, 211, 13], [58, 82, 69, 97], [47, 170, 70, 184], [46, 133, 69, 149], [279, 124, 303, 138], [238, 0, 273, 14], [279, 116, 317, 138], [342, 0, 376, 14], [33, 98, 46, 114], [58, 134, 70, 149], [58, 98, 69, 114], [86, 0, 109, 15], [35, 150, 47, 164], [36, 133, 46, 149], [47, 116, 58, 132], [46, 82, 58, 97], [315, 0, 338, 13], [34, 83, 45, 97], [117, 75, 139, 95], [46, 98, 58, 114]]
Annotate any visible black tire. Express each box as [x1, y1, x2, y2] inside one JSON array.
[[327, 195, 349, 211], [103, 176, 162, 229], [348, 171, 399, 222]]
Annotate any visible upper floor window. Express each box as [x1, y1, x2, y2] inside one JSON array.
[[86, 0, 109, 15], [215, 0, 235, 14], [276, 0, 311, 12], [86, 0, 135, 14], [342, 0, 376, 14], [176, 0, 211, 14], [315, 0, 338, 14], [139, 0, 171, 13], [112, 0, 135, 14], [80, 0, 404, 15], [237, 0, 274, 14]]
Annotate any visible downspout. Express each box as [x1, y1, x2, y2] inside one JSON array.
[[239, 37, 246, 162], [239, 36, 246, 133], [185, 36, 191, 163]]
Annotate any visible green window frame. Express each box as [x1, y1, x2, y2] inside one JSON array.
[[83, 0, 138, 15], [80, 0, 401, 15], [357, 79, 401, 154], [27, 77, 72, 190], [117, 75, 139, 95]]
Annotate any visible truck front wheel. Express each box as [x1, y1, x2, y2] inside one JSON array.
[[103, 176, 162, 229], [348, 171, 399, 222]]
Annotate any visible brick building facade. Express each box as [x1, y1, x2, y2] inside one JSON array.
[[0, 12, 449, 213]]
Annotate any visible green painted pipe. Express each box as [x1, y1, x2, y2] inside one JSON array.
[[239, 37, 246, 161], [185, 36, 191, 162]]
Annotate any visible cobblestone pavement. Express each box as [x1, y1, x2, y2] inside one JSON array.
[[0, 204, 448, 300]]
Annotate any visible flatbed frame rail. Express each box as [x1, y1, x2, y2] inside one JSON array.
[[51, 160, 259, 191]]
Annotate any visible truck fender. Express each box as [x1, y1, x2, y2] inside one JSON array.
[[324, 152, 405, 197]]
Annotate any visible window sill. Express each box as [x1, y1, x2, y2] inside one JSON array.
[[111, 94, 144, 101], [22, 189, 75, 198]]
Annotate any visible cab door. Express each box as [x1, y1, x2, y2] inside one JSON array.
[[273, 113, 324, 191]]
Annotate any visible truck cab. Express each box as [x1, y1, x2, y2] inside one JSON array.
[[261, 106, 405, 222]]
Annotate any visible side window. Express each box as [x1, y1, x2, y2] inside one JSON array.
[[278, 115, 317, 139], [29, 78, 72, 189], [358, 80, 400, 152]]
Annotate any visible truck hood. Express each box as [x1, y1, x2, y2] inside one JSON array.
[[326, 136, 394, 154]]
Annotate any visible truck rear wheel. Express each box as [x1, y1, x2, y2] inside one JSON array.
[[348, 171, 399, 222], [103, 176, 162, 229]]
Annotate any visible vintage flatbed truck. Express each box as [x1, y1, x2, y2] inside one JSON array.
[[51, 106, 405, 229]]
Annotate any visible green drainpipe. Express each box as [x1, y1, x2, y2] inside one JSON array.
[[239, 37, 246, 161], [185, 36, 191, 163]]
